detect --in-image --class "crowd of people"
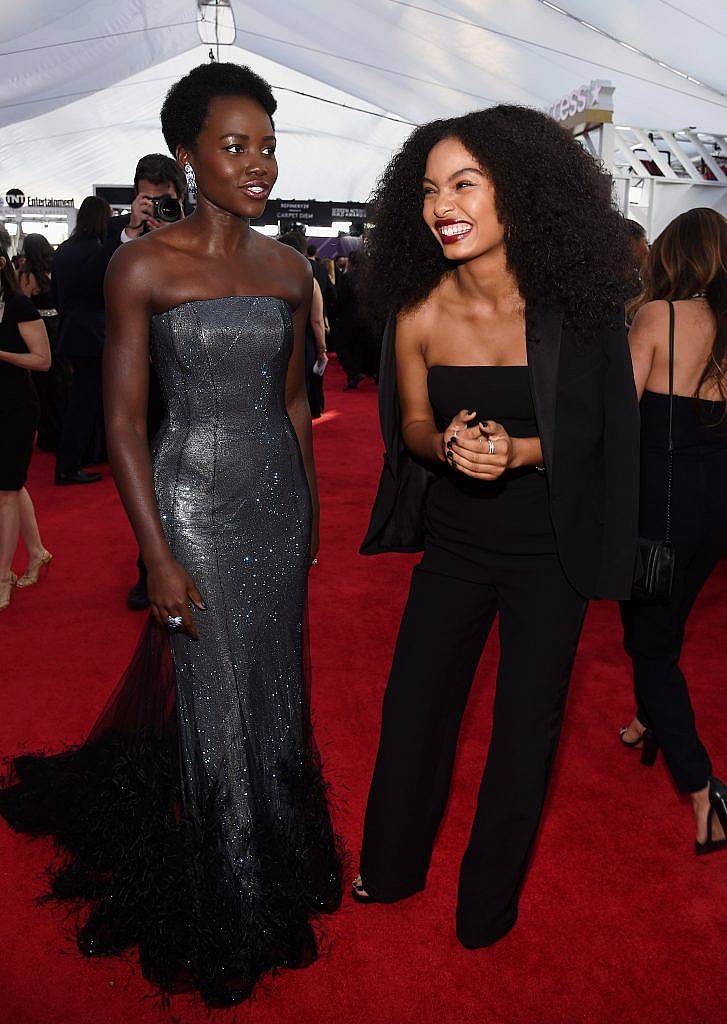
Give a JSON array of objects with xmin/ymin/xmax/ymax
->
[{"xmin": 0, "ymin": 58, "xmax": 724, "ymax": 1009}]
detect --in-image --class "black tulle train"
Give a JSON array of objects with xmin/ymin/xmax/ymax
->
[{"xmin": 0, "ymin": 621, "xmax": 344, "ymax": 1007}]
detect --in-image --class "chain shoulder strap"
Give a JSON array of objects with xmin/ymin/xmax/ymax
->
[{"xmin": 665, "ymin": 301, "xmax": 675, "ymax": 544}]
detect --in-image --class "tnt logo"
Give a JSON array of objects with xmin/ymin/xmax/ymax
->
[{"xmin": 5, "ymin": 188, "xmax": 25, "ymax": 209}]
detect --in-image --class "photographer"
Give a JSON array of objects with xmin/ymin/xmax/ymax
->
[
  {"xmin": 112, "ymin": 155, "xmax": 187, "ymax": 610},
  {"xmin": 110, "ymin": 153, "xmax": 187, "ymax": 244}
]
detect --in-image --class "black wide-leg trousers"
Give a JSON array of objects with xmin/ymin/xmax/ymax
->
[
  {"xmin": 360, "ymin": 553, "xmax": 586, "ymax": 948},
  {"xmin": 621, "ymin": 541, "xmax": 719, "ymax": 794}
]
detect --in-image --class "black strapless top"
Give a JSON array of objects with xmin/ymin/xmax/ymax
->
[{"xmin": 424, "ymin": 366, "xmax": 555, "ymax": 567}]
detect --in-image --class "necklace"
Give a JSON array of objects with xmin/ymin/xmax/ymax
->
[{"xmin": 690, "ymin": 290, "xmax": 708, "ymax": 299}]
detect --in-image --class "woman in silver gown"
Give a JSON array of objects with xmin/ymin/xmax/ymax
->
[{"xmin": 0, "ymin": 63, "xmax": 342, "ymax": 1006}]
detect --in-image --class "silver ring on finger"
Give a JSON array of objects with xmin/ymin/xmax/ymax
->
[
  {"xmin": 167, "ymin": 614, "xmax": 184, "ymax": 630},
  {"xmin": 487, "ymin": 437, "xmax": 496, "ymax": 456}
]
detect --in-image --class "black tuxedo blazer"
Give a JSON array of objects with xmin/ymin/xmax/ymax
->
[
  {"xmin": 52, "ymin": 232, "xmax": 122, "ymax": 359},
  {"xmin": 107, "ymin": 212, "xmax": 131, "ymax": 244},
  {"xmin": 360, "ymin": 302, "xmax": 640, "ymax": 600}
]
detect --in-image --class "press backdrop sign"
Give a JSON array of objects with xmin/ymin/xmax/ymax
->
[
  {"xmin": 2, "ymin": 188, "xmax": 75, "ymax": 209},
  {"xmin": 546, "ymin": 80, "xmax": 614, "ymax": 133},
  {"xmin": 254, "ymin": 199, "xmax": 369, "ymax": 227}
]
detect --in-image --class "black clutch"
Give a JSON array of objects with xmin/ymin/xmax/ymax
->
[
  {"xmin": 632, "ymin": 301, "xmax": 675, "ymax": 603},
  {"xmin": 633, "ymin": 537, "xmax": 675, "ymax": 601}
]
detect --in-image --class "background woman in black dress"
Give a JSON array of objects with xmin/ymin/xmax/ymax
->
[
  {"xmin": 19, "ymin": 233, "xmax": 68, "ymax": 456},
  {"xmin": 620, "ymin": 208, "xmax": 727, "ymax": 854},
  {"xmin": 0, "ymin": 249, "xmax": 51, "ymax": 609},
  {"xmin": 355, "ymin": 106, "xmax": 639, "ymax": 948}
]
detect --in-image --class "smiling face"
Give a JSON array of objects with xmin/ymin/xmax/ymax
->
[
  {"xmin": 180, "ymin": 94, "xmax": 278, "ymax": 219},
  {"xmin": 422, "ymin": 137, "xmax": 504, "ymax": 262}
]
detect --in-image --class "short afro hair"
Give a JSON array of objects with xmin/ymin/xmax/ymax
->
[{"xmin": 161, "ymin": 62, "xmax": 277, "ymax": 155}]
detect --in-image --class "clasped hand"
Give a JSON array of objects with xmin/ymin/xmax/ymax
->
[{"xmin": 443, "ymin": 410, "xmax": 512, "ymax": 480}]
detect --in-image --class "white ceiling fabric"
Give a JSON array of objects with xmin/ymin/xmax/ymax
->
[{"xmin": 2, "ymin": 0, "xmax": 726, "ymax": 204}]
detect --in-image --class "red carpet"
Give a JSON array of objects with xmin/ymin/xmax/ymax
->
[{"xmin": 1, "ymin": 357, "xmax": 725, "ymax": 1024}]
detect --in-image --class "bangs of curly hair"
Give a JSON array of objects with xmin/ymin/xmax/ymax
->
[
  {"xmin": 361, "ymin": 105, "xmax": 633, "ymax": 334},
  {"xmin": 161, "ymin": 62, "xmax": 277, "ymax": 156}
]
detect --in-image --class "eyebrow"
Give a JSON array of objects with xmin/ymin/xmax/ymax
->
[
  {"xmin": 422, "ymin": 166, "xmax": 484, "ymax": 184},
  {"xmin": 218, "ymin": 133, "xmax": 276, "ymax": 141}
]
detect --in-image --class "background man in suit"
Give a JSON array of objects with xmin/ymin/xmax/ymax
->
[{"xmin": 53, "ymin": 196, "xmax": 116, "ymax": 486}]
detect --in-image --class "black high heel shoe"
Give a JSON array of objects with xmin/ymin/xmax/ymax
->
[
  {"xmin": 695, "ymin": 776, "xmax": 727, "ymax": 857},
  {"xmin": 619, "ymin": 726, "xmax": 659, "ymax": 766}
]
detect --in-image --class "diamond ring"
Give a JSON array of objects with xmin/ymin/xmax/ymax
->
[{"xmin": 167, "ymin": 614, "xmax": 184, "ymax": 629}]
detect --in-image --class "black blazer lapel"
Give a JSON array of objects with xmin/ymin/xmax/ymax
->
[
  {"xmin": 526, "ymin": 302, "xmax": 563, "ymax": 477},
  {"xmin": 377, "ymin": 315, "xmax": 400, "ymax": 470}
]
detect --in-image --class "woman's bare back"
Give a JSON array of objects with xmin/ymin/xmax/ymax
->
[
  {"xmin": 630, "ymin": 298, "xmax": 722, "ymax": 400},
  {"xmin": 637, "ymin": 299, "xmax": 721, "ymax": 399}
]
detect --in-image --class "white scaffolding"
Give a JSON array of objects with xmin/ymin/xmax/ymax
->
[{"xmin": 580, "ymin": 123, "xmax": 727, "ymax": 239}]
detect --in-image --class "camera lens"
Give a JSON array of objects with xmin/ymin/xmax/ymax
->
[{"xmin": 153, "ymin": 195, "xmax": 181, "ymax": 222}]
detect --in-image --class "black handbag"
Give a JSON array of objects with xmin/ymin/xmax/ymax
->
[{"xmin": 632, "ymin": 301, "xmax": 676, "ymax": 601}]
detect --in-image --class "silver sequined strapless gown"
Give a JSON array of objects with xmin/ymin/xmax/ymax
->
[
  {"xmin": 0, "ymin": 295, "xmax": 342, "ymax": 1008},
  {"xmin": 151, "ymin": 296, "xmax": 315, "ymax": 843}
]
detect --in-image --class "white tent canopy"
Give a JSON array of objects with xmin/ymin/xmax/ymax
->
[{"xmin": 2, "ymin": 0, "xmax": 727, "ymax": 208}]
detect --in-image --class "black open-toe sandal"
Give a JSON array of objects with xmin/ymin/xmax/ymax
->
[
  {"xmin": 619, "ymin": 726, "xmax": 659, "ymax": 766},
  {"xmin": 695, "ymin": 776, "xmax": 727, "ymax": 857},
  {"xmin": 351, "ymin": 875, "xmax": 377, "ymax": 904},
  {"xmin": 619, "ymin": 725, "xmax": 644, "ymax": 749}
]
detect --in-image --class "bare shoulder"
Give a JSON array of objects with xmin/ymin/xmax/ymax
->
[
  {"xmin": 630, "ymin": 299, "xmax": 670, "ymax": 335},
  {"xmin": 269, "ymin": 235, "xmax": 312, "ymax": 279},
  {"xmin": 241, "ymin": 233, "xmax": 310, "ymax": 309},
  {"xmin": 397, "ymin": 293, "xmax": 439, "ymax": 352},
  {"xmin": 105, "ymin": 234, "xmax": 159, "ymax": 300}
]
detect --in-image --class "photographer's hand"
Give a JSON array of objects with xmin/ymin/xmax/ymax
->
[{"xmin": 125, "ymin": 194, "xmax": 154, "ymax": 238}]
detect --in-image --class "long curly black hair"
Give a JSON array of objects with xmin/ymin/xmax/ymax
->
[{"xmin": 360, "ymin": 105, "xmax": 633, "ymax": 334}]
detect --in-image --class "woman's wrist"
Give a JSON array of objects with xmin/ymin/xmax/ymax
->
[
  {"xmin": 508, "ymin": 436, "xmax": 543, "ymax": 470},
  {"xmin": 508, "ymin": 437, "xmax": 523, "ymax": 470},
  {"xmin": 142, "ymin": 548, "xmax": 175, "ymax": 571}
]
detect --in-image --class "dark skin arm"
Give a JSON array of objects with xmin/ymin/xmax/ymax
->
[
  {"xmin": 286, "ymin": 263, "xmax": 320, "ymax": 560},
  {"xmin": 103, "ymin": 243, "xmax": 204, "ymax": 637}
]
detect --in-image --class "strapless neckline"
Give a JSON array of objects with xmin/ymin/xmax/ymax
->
[
  {"xmin": 428, "ymin": 364, "xmax": 529, "ymax": 372},
  {"xmin": 152, "ymin": 294, "xmax": 293, "ymax": 320}
]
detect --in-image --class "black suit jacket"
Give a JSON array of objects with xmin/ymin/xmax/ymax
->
[
  {"xmin": 107, "ymin": 212, "xmax": 131, "ymax": 245},
  {"xmin": 360, "ymin": 302, "xmax": 640, "ymax": 600},
  {"xmin": 309, "ymin": 259, "xmax": 337, "ymax": 317},
  {"xmin": 52, "ymin": 232, "xmax": 122, "ymax": 359}
]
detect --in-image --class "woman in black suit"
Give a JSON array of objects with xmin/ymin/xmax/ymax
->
[
  {"xmin": 53, "ymin": 196, "xmax": 118, "ymax": 484},
  {"xmin": 354, "ymin": 106, "xmax": 639, "ymax": 948}
]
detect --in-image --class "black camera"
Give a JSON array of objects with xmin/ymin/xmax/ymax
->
[{"xmin": 151, "ymin": 195, "xmax": 182, "ymax": 223}]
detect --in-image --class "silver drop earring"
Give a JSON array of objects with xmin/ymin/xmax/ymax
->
[{"xmin": 184, "ymin": 161, "xmax": 197, "ymax": 194}]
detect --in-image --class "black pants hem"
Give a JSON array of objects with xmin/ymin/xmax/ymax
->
[{"xmin": 456, "ymin": 911, "xmax": 518, "ymax": 949}]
